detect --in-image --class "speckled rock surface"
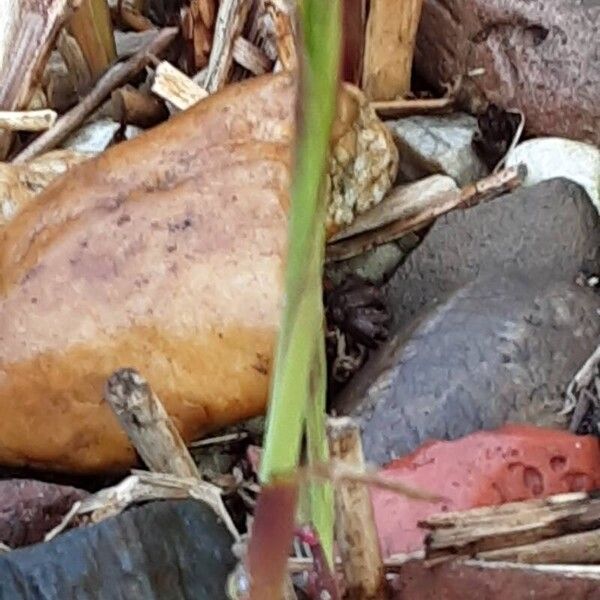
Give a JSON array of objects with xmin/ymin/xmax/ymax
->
[
  {"xmin": 0, "ymin": 500, "xmax": 235, "ymax": 599},
  {"xmin": 414, "ymin": 0, "xmax": 600, "ymax": 145},
  {"xmin": 335, "ymin": 179, "xmax": 600, "ymax": 465}
]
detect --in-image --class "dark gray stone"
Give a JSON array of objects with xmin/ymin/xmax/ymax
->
[
  {"xmin": 387, "ymin": 178, "xmax": 600, "ymax": 327},
  {"xmin": 337, "ymin": 275, "xmax": 600, "ymax": 465},
  {"xmin": 335, "ymin": 179, "xmax": 600, "ymax": 465},
  {"xmin": 0, "ymin": 500, "xmax": 235, "ymax": 599}
]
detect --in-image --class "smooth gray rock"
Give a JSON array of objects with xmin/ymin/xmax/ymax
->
[
  {"xmin": 387, "ymin": 114, "xmax": 488, "ymax": 186},
  {"xmin": 0, "ymin": 500, "xmax": 235, "ymax": 599},
  {"xmin": 335, "ymin": 178, "xmax": 600, "ymax": 464},
  {"xmin": 337, "ymin": 275, "xmax": 600, "ymax": 465},
  {"xmin": 387, "ymin": 178, "xmax": 600, "ymax": 327}
]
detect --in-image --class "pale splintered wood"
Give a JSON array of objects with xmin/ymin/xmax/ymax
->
[
  {"xmin": 0, "ymin": 109, "xmax": 57, "ymax": 132},
  {"xmin": 151, "ymin": 60, "xmax": 208, "ymax": 111},
  {"xmin": 328, "ymin": 417, "xmax": 386, "ymax": 599},
  {"xmin": 422, "ymin": 491, "xmax": 600, "ymax": 562},
  {"xmin": 204, "ymin": 0, "xmax": 251, "ymax": 93}
]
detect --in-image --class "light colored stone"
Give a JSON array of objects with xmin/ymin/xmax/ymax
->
[
  {"xmin": 62, "ymin": 119, "xmax": 141, "ymax": 154},
  {"xmin": 505, "ymin": 137, "xmax": 600, "ymax": 213},
  {"xmin": 386, "ymin": 113, "xmax": 487, "ymax": 186}
]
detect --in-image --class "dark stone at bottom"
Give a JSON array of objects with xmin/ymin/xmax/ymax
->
[
  {"xmin": 0, "ymin": 500, "xmax": 235, "ymax": 600},
  {"xmin": 0, "ymin": 479, "xmax": 88, "ymax": 548}
]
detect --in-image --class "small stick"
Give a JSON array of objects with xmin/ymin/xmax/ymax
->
[
  {"xmin": 326, "ymin": 165, "xmax": 526, "ymax": 262},
  {"xmin": 204, "ymin": 0, "xmax": 251, "ymax": 93},
  {"xmin": 13, "ymin": 27, "xmax": 178, "ymax": 163},
  {"xmin": 151, "ymin": 60, "xmax": 208, "ymax": 111},
  {"xmin": 111, "ymin": 84, "xmax": 169, "ymax": 127},
  {"xmin": 328, "ymin": 417, "xmax": 387, "ymax": 599},
  {"xmin": 0, "ymin": 110, "xmax": 57, "ymax": 132},
  {"xmin": 104, "ymin": 368, "xmax": 200, "ymax": 478},
  {"xmin": 370, "ymin": 97, "xmax": 454, "ymax": 119}
]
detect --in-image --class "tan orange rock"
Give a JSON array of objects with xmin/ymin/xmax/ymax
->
[{"xmin": 0, "ymin": 72, "xmax": 396, "ymax": 473}]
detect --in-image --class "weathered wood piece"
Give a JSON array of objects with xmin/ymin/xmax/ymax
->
[
  {"xmin": 104, "ymin": 368, "xmax": 200, "ymax": 478},
  {"xmin": 422, "ymin": 491, "xmax": 600, "ymax": 561},
  {"xmin": 68, "ymin": 0, "xmax": 117, "ymax": 80},
  {"xmin": 362, "ymin": 0, "xmax": 424, "ymax": 100},
  {"xmin": 151, "ymin": 60, "xmax": 209, "ymax": 110},
  {"xmin": 328, "ymin": 417, "xmax": 386, "ymax": 599},
  {"xmin": 204, "ymin": 0, "xmax": 251, "ymax": 93}
]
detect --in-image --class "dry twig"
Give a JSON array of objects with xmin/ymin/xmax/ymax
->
[
  {"xmin": 370, "ymin": 97, "xmax": 454, "ymax": 118},
  {"xmin": 14, "ymin": 26, "xmax": 178, "ymax": 163},
  {"xmin": 326, "ymin": 165, "xmax": 526, "ymax": 262},
  {"xmin": 77, "ymin": 470, "xmax": 239, "ymax": 538}
]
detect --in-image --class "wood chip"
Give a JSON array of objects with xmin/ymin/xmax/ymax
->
[
  {"xmin": 68, "ymin": 0, "xmax": 117, "ymax": 80},
  {"xmin": 266, "ymin": 0, "xmax": 297, "ymax": 71},
  {"xmin": 232, "ymin": 36, "xmax": 273, "ymax": 75},
  {"xmin": 204, "ymin": 0, "xmax": 251, "ymax": 93},
  {"xmin": 421, "ymin": 491, "xmax": 600, "ymax": 561},
  {"xmin": 151, "ymin": 60, "xmax": 208, "ymax": 110},
  {"xmin": 111, "ymin": 84, "xmax": 168, "ymax": 127},
  {"xmin": 0, "ymin": 109, "xmax": 57, "ymax": 132}
]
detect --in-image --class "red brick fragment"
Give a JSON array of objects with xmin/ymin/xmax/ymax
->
[{"xmin": 371, "ymin": 425, "xmax": 600, "ymax": 556}]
